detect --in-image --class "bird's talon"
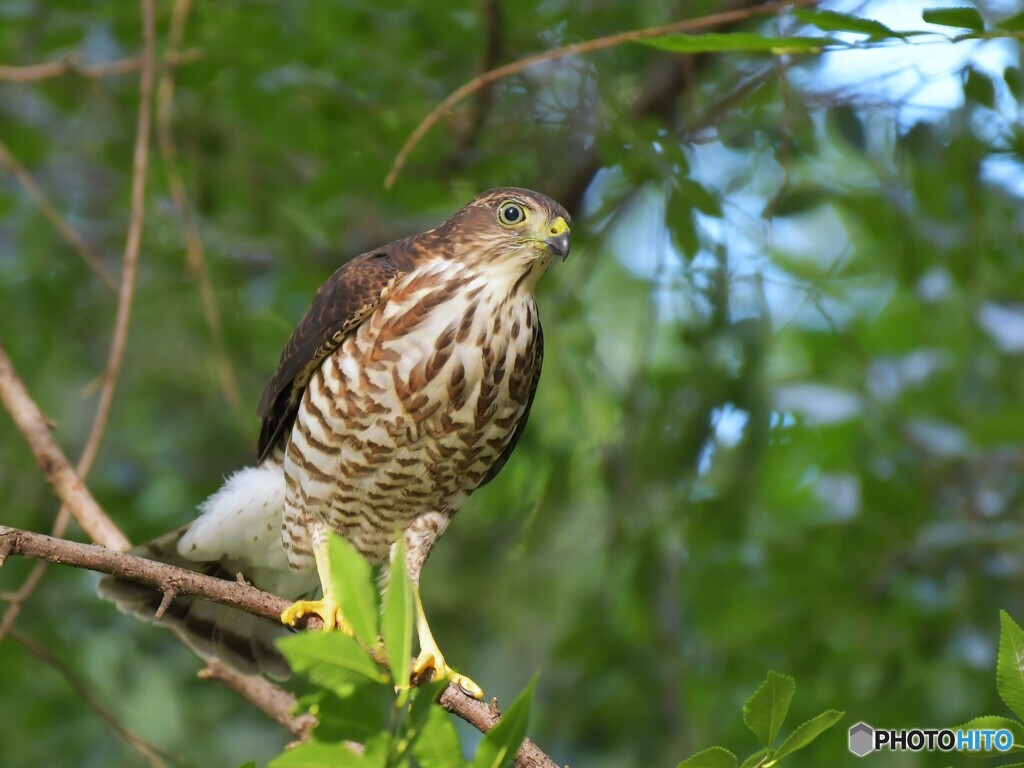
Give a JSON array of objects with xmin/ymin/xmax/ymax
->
[
  {"xmin": 279, "ymin": 597, "xmax": 352, "ymax": 634},
  {"xmin": 412, "ymin": 650, "xmax": 483, "ymax": 699}
]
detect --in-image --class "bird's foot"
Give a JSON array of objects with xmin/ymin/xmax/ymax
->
[
  {"xmin": 280, "ymin": 596, "xmax": 352, "ymax": 634},
  {"xmin": 412, "ymin": 646, "xmax": 483, "ymax": 699}
]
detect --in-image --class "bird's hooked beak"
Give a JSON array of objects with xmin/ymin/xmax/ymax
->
[{"xmin": 544, "ymin": 216, "xmax": 571, "ymax": 261}]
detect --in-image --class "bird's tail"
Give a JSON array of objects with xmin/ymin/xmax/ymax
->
[{"xmin": 97, "ymin": 462, "xmax": 313, "ymax": 680}]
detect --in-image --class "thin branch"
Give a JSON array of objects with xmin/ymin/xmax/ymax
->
[
  {"xmin": 0, "ymin": 138, "xmax": 117, "ymax": 290},
  {"xmin": 200, "ymin": 661, "xmax": 318, "ymax": 740},
  {"xmin": 384, "ymin": 0, "xmax": 818, "ymax": 188},
  {"xmin": 449, "ymin": 0, "xmax": 505, "ymax": 168},
  {"xmin": 0, "ymin": 48, "xmax": 201, "ymax": 83},
  {"xmin": 0, "ymin": 0, "xmax": 158, "ymax": 639},
  {"xmin": 9, "ymin": 627, "xmax": 174, "ymax": 768},
  {"xmin": 0, "ymin": 343, "xmax": 130, "ymax": 550},
  {"xmin": 0, "ymin": 525, "xmax": 305, "ymax": 623},
  {"xmin": 156, "ymin": 0, "xmax": 242, "ymax": 410},
  {"xmin": 439, "ymin": 686, "xmax": 559, "ymax": 768},
  {"xmin": 0, "ymin": 523, "xmax": 559, "ymax": 766}
]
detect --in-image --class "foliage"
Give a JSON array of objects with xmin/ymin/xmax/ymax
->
[
  {"xmin": 271, "ymin": 536, "xmax": 533, "ymax": 768},
  {"xmin": 0, "ymin": 0, "xmax": 1023, "ymax": 766},
  {"xmin": 676, "ymin": 671, "xmax": 842, "ymax": 767}
]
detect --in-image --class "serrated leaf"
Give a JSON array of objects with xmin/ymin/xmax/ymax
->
[
  {"xmin": 996, "ymin": 11, "xmax": 1024, "ymax": 31},
  {"xmin": 743, "ymin": 671, "xmax": 796, "ymax": 747},
  {"xmin": 792, "ymin": 9, "xmax": 901, "ymax": 39},
  {"xmin": 412, "ymin": 704, "xmax": 466, "ymax": 768},
  {"xmin": 641, "ymin": 33, "xmax": 832, "ymax": 54},
  {"xmin": 772, "ymin": 710, "xmax": 844, "ymax": 761},
  {"xmin": 676, "ymin": 745, "xmax": 737, "ymax": 768},
  {"xmin": 737, "ymin": 748, "xmax": 771, "ymax": 768},
  {"xmin": 956, "ymin": 716, "xmax": 1024, "ymax": 753},
  {"xmin": 923, "ymin": 7, "xmax": 985, "ymax": 31},
  {"xmin": 998, "ymin": 612, "xmax": 1024, "ymax": 721},
  {"xmin": 472, "ymin": 675, "xmax": 537, "ymax": 768},
  {"xmin": 383, "ymin": 536, "xmax": 414, "ymax": 693},
  {"xmin": 269, "ymin": 740, "xmax": 367, "ymax": 768},
  {"xmin": 279, "ymin": 631, "xmax": 388, "ymax": 690},
  {"xmin": 329, "ymin": 534, "xmax": 380, "ymax": 647}
]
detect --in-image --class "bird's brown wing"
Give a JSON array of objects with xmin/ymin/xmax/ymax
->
[
  {"xmin": 477, "ymin": 325, "xmax": 544, "ymax": 489},
  {"xmin": 256, "ymin": 245, "xmax": 415, "ymax": 462}
]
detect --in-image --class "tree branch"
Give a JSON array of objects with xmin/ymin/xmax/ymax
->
[
  {"xmin": 0, "ymin": 343, "xmax": 130, "ymax": 550},
  {"xmin": 0, "ymin": 48, "xmax": 201, "ymax": 83},
  {"xmin": 0, "ymin": 523, "xmax": 560, "ymax": 766},
  {"xmin": 0, "ymin": 137, "xmax": 117, "ymax": 291},
  {"xmin": 9, "ymin": 627, "xmax": 173, "ymax": 768},
  {"xmin": 385, "ymin": 0, "xmax": 817, "ymax": 188}
]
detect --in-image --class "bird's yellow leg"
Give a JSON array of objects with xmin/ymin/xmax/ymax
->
[
  {"xmin": 280, "ymin": 535, "xmax": 351, "ymax": 634},
  {"xmin": 410, "ymin": 581, "xmax": 483, "ymax": 698}
]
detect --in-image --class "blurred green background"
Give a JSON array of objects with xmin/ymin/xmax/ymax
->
[{"xmin": 2, "ymin": 0, "xmax": 1023, "ymax": 766}]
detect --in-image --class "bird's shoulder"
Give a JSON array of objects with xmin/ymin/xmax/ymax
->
[{"xmin": 256, "ymin": 239, "xmax": 422, "ymax": 461}]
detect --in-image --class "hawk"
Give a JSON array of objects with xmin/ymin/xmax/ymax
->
[{"xmin": 99, "ymin": 187, "xmax": 571, "ymax": 697}]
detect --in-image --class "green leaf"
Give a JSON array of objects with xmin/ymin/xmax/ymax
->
[
  {"xmin": 956, "ymin": 716, "xmax": 1024, "ymax": 753},
  {"xmin": 472, "ymin": 675, "xmax": 537, "ymax": 768},
  {"xmin": 407, "ymin": 680, "xmax": 451, "ymax": 741},
  {"xmin": 641, "ymin": 33, "xmax": 832, "ymax": 54},
  {"xmin": 676, "ymin": 745, "xmax": 738, "ymax": 768},
  {"xmin": 676, "ymin": 179, "xmax": 722, "ymax": 218},
  {"xmin": 329, "ymin": 533, "xmax": 380, "ymax": 647},
  {"xmin": 737, "ymin": 749, "xmax": 771, "ymax": 768},
  {"xmin": 1005, "ymin": 66, "xmax": 1023, "ymax": 100},
  {"xmin": 412, "ymin": 704, "xmax": 466, "ymax": 768},
  {"xmin": 235, "ymin": 763, "xmax": 258, "ymax": 768},
  {"xmin": 667, "ymin": 187, "xmax": 699, "ymax": 256},
  {"xmin": 269, "ymin": 740, "xmax": 368, "ymax": 768},
  {"xmin": 792, "ymin": 9, "xmax": 901, "ymax": 39},
  {"xmin": 996, "ymin": 11, "xmax": 1024, "ymax": 31},
  {"xmin": 279, "ymin": 631, "xmax": 388, "ymax": 690},
  {"xmin": 383, "ymin": 536, "xmax": 414, "ymax": 693},
  {"xmin": 742, "ymin": 671, "xmax": 796, "ymax": 747},
  {"xmin": 998, "ymin": 611, "xmax": 1024, "ymax": 721},
  {"xmin": 827, "ymin": 105, "xmax": 866, "ymax": 151},
  {"xmin": 308, "ymin": 687, "xmax": 389, "ymax": 743},
  {"xmin": 922, "ymin": 7, "xmax": 985, "ymax": 31},
  {"xmin": 964, "ymin": 68, "xmax": 996, "ymax": 108},
  {"xmin": 772, "ymin": 710, "xmax": 845, "ymax": 761}
]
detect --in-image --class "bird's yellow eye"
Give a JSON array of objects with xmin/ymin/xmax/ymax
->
[{"xmin": 497, "ymin": 201, "xmax": 527, "ymax": 227}]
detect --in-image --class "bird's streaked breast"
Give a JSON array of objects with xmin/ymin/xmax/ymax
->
[{"xmin": 281, "ymin": 259, "xmax": 542, "ymax": 565}]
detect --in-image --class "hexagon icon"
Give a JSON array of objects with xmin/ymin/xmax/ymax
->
[{"xmin": 849, "ymin": 722, "xmax": 875, "ymax": 757}]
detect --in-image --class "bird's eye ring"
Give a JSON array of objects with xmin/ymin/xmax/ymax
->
[{"xmin": 497, "ymin": 202, "xmax": 526, "ymax": 226}]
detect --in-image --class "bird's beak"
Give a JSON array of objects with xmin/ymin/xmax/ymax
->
[{"xmin": 544, "ymin": 216, "xmax": 571, "ymax": 261}]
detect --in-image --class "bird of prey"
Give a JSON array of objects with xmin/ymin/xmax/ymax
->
[{"xmin": 99, "ymin": 187, "xmax": 571, "ymax": 697}]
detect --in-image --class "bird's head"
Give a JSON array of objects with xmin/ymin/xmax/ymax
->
[{"xmin": 438, "ymin": 187, "xmax": 572, "ymax": 285}]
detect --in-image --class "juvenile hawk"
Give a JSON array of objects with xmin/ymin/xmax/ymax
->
[{"xmin": 99, "ymin": 188, "xmax": 571, "ymax": 697}]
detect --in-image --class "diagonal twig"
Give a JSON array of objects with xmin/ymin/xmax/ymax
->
[
  {"xmin": 9, "ymin": 627, "xmax": 174, "ymax": 768},
  {"xmin": 385, "ymin": 0, "xmax": 818, "ymax": 187},
  {"xmin": 0, "ymin": 48, "xmax": 201, "ymax": 83},
  {"xmin": 0, "ymin": 138, "xmax": 117, "ymax": 291},
  {"xmin": 0, "ymin": 342, "xmax": 130, "ymax": 550},
  {"xmin": 0, "ymin": 0, "xmax": 158, "ymax": 644}
]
